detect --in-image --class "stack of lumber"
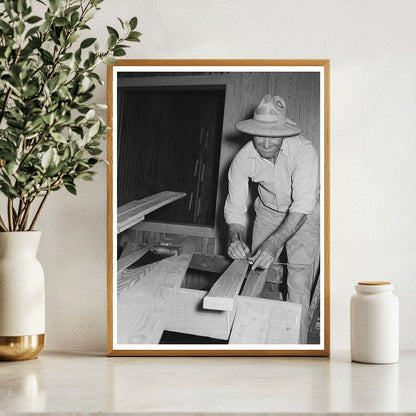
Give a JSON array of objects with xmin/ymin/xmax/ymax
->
[
  {"xmin": 116, "ymin": 191, "xmax": 304, "ymax": 345},
  {"xmin": 117, "ymin": 251, "xmax": 302, "ymax": 345},
  {"xmin": 117, "ymin": 191, "xmax": 186, "ymax": 234}
]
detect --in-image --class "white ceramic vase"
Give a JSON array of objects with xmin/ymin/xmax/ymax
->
[{"xmin": 0, "ymin": 231, "xmax": 45, "ymax": 361}]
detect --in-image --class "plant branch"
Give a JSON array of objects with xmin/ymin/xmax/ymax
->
[
  {"xmin": 18, "ymin": 120, "xmax": 59, "ymax": 169},
  {"xmin": 0, "ymin": 213, "xmax": 8, "ymax": 232},
  {"xmin": 28, "ymin": 189, "xmax": 50, "ymax": 231},
  {"xmin": 7, "ymin": 199, "xmax": 14, "ymax": 231},
  {"xmin": 21, "ymin": 200, "xmax": 33, "ymax": 231}
]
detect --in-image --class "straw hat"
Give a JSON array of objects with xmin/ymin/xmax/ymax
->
[{"xmin": 236, "ymin": 94, "xmax": 301, "ymax": 137}]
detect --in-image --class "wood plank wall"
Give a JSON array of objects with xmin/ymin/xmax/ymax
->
[{"xmin": 117, "ymin": 72, "xmax": 320, "ymax": 256}]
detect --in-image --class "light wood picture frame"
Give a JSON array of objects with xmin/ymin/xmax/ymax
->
[{"xmin": 107, "ymin": 60, "xmax": 330, "ymax": 356}]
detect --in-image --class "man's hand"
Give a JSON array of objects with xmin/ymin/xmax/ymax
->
[
  {"xmin": 250, "ymin": 239, "xmax": 279, "ymax": 270},
  {"xmin": 228, "ymin": 239, "xmax": 251, "ymax": 260},
  {"xmin": 227, "ymin": 224, "xmax": 251, "ymax": 260}
]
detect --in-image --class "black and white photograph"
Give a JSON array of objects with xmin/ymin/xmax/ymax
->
[{"xmin": 108, "ymin": 61, "xmax": 329, "ymax": 356}]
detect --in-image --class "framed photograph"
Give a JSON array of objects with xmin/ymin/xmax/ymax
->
[{"xmin": 107, "ymin": 60, "xmax": 330, "ymax": 356}]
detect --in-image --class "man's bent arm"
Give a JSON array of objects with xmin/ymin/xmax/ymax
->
[
  {"xmin": 267, "ymin": 212, "xmax": 307, "ymax": 249},
  {"xmin": 250, "ymin": 212, "xmax": 307, "ymax": 269}
]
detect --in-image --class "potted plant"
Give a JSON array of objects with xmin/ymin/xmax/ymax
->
[{"xmin": 0, "ymin": 0, "xmax": 140, "ymax": 360}]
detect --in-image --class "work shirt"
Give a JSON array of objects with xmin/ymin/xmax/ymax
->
[{"xmin": 224, "ymin": 135, "xmax": 319, "ymax": 227}]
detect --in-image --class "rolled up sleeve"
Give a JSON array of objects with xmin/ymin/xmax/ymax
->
[
  {"xmin": 224, "ymin": 154, "xmax": 250, "ymax": 227},
  {"xmin": 289, "ymin": 143, "xmax": 319, "ymax": 215}
]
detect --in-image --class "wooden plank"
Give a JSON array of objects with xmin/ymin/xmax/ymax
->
[
  {"xmin": 117, "ymin": 262, "xmax": 159, "ymax": 295},
  {"xmin": 117, "ymin": 246, "xmax": 149, "ymax": 274},
  {"xmin": 202, "ymin": 260, "xmax": 249, "ymax": 311},
  {"xmin": 240, "ymin": 269, "xmax": 268, "ymax": 297},
  {"xmin": 117, "ymin": 253, "xmax": 192, "ymax": 344},
  {"xmin": 165, "ymin": 288, "xmax": 236, "ymax": 340},
  {"xmin": 229, "ymin": 296, "xmax": 302, "ymax": 345},
  {"xmin": 189, "ymin": 252, "xmax": 231, "ymax": 274},
  {"xmin": 132, "ymin": 221, "xmax": 219, "ymax": 238},
  {"xmin": 117, "ymin": 191, "xmax": 186, "ymax": 234}
]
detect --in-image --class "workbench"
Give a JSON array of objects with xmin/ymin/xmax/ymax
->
[{"xmin": 0, "ymin": 350, "xmax": 415, "ymax": 414}]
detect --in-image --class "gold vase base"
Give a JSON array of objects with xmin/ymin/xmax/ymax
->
[{"xmin": 0, "ymin": 334, "xmax": 45, "ymax": 361}]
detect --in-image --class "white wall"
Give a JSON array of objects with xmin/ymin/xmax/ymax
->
[{"xmin": 38, "ymin": 0, "xmax": 416, "ymax": 351}]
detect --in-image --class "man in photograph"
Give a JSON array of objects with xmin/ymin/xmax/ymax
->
[{"xmin": 224, "ymin": 94, "xmax": 320, "ymax": 343}]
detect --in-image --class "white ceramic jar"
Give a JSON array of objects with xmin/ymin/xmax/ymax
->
[{"xmin": 350, "ymin": 281, "xmax": 399, "ymax": 364}]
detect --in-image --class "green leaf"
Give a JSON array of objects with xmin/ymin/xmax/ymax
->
[
  {"xmin": 5, "ymin": 162, "xmax": 18, "ymax": 176},
  {"xmin": 113, "ymin": 47, "xmax": 126, "ymax": 57},
  {"xmin": 17, "ymin": 0, "xmax": 26, "ymax": 14},
  {"xmin": 24, "ymin": 25, "xmax": 40, "ymax": 39},
  {"xmin": 88, "ymin": 120, "xmax": 100, "ymax": 138},
  {"xmin": 80, "ymin": 37, "xmax": 96, "ymax": 49},
  {"xmin": 40, "ymin": 49, "xmax": 53, "ymax": 64},
  {"xmin": 107, "ymin": 33, "xmax": 117, "ymax": 49},
  {"xmin": 54, "ymin": 17, "xmax": 70, "ymax": 27},
  {"xmin": 0, "ymin": 20, "xmax": 13, "ymax": 35},
  {"xmin": 26, "ymin": 15, "xmax": 42, "ymax": 24},
  {"xmin": 87, "ymin": 147, "xmax": 102, "ymax": 156},
  {"xmin": 64, "ymin": 183, "xmax": 77, "ymax": 195},
  {"xmin": 63, "ymin": 146, "xmax": 71, "ymax": 159},
  {"xmin": 50, "ymin": 131, "xmax": 67, "ymax": 143},
  {"xmin": 103, "ymin": 56, "xmax": 117, "ymax": 65},
  {"xmin": 4, "ymin": 0, "xmax": 16, "ymax": 19},
  {"xmin": 106, "ymin": 26, "xmax": 119, "ymax": 38},
  {"xmin": 41, "ymin": 148, "xmax": 54, "ymax": 169},
  {"xmin": 16, "ymin": 21, "xmax": 25, "ymax": 35},
  {"xmin": 49, "ymin": 0, "xmax": 60, "ymax": 13},
  {"xmin": 42, "ymin": 112, "xmax": 55, "ymax": 125},
  {"xmin": 129, "ymin": 17, "xmax": 138, "ymax": 30},
  {"xmin": 0, "ymin": 184, "xmax": 18, "ymax": 198},
  {"xmin": 45, "ymin": 164, "xmax": 62, "ymax": 177},
  {"xmin": 67, "ymin": 34, "xmax": 80, "ymax": 44},
  {"xmin": 14, "ymin": 171, "xmax": 28, "ymax": 183},
  {"xmin": 83, "ymin": 8, "xmax": 95, "ymax": 23},
  {"xmin": 25, "ymin": 117, "xmax": 44, "ymax": 133},
  {"xmin": 85, "ymin": 109, "xmax": 95, "ymax": 120},
  {"xmin": 70, "ymin": 11, "xmax": 80, "ymax": 26},
  {"xmin": 126, "ymin": 32, "xmax": 141, "ymax": 42},
  {"xmin": 78, "ymin": 173, "xmax": 94, "ymax": 181},
  {"xmin": 116, "ymin": 17, "xmax": 125, "ymax": 29}
]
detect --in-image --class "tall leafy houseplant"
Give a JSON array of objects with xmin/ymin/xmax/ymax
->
[{"xmin": 0, "ymin": 0, "xmax": 140, "ymax": 231}]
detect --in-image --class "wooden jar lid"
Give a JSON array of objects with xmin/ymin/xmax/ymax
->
[{"xmin": 358, "ymin": 281, "xmax": 391, "ymax": 285}]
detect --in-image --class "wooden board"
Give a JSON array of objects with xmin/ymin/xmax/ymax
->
[
  {"xmin": 117, "ymin": 262, "xmax": 158, "ymax": 295},
  {"xmin": 133, "ymin": 221, "xmax": 218, "ymax": 238},
  {"xmin": 240, "ymin": 269, "xmax": 268, "ymax": 297},
  {"xmin": 202, "ymin": 260, "xmax": 249, "ymax": 311},
  {"xmin": 117, "ymin": 245, "xmax": 150, "ymax": 274},
  {"xmin": 229, "ymin": 296, "xmax": 302, "ymax": 344},
  {"xmin": 117, "ymin": 191, "xmax": 186, "ymax": 234},
  {"xmin": 117, "ymin": 253, "xmax": 192, "ymax": 344},
  {"xmin": 165, "ymin": 288, "xmax": 236, "ymax": 340}
]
